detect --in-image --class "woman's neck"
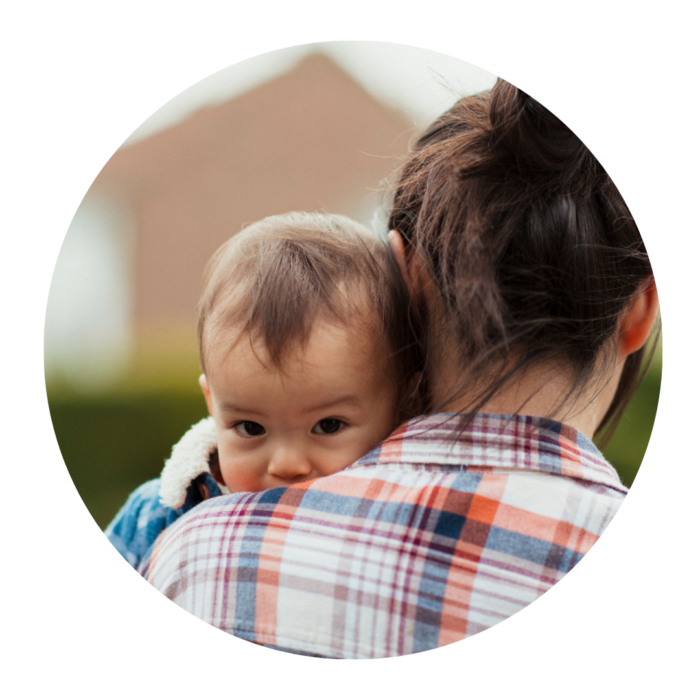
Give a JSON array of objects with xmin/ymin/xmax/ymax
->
[{"xmin": 433, "ymin": 350, "xmax": 624, "ymax": 440}]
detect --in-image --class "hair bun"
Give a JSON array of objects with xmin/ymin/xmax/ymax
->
[{"xmin": 489, "ymin": 77, "xmax": 586, "ymax": 175}]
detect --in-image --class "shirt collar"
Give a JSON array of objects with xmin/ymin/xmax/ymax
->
[{"xmin": 356, "ymin": 413, "xmax": 627, "ymax": 493}]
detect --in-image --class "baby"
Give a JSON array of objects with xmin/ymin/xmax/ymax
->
[{"xmin": 106, "ymin": 212, "xmax": 421, "ymax": 568}]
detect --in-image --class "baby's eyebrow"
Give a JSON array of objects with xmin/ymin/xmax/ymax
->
[
  {"xmin": 219, "ymin": 402, "xmax": 264, "ymax": 416},
  {"xmin": 221, "ymin": 394, "xmax": 362, "ymax": 416},
  {"xmin": 306, "ymin": 395, "xmax": 362, "ymax": 413}
]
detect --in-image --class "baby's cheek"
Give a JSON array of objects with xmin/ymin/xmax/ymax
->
[{"xmin": 220, "ymin": 457, "xmax": 263, "ymax": 493}]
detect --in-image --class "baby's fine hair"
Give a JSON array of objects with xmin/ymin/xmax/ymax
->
[{"xmin": 198, "ymin": 212, "xmax": 420, "ymax": 403}]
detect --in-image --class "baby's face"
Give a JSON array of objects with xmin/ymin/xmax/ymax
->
[{"xmin": 200, "ymin": 320, "xmax": 400, "ymax": 493}]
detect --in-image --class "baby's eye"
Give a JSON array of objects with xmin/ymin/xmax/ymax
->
[
  {"xmin": 311, "ymin": 418, "xmax": 344, "ymax": 435},
  {"xmin": 234, "ymin": 421, "xmax": 266, "ymax": 437}
]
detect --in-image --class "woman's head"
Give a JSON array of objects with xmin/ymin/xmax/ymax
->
[
  {"xmin": 197, "ymin": 214, "xmax": 423, "ymax": 488},
  {"xmin": 388, "ymin": 79, "xmax": 658, "ymax": 440}
]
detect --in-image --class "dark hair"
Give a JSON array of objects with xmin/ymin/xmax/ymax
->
[
  {"xmin": 198, "ymin": 212, "xmax": 421, "ymax": 415},
  {"xmin": 388, "ymin": 79, "xmax": 658, "ymax": 442}
]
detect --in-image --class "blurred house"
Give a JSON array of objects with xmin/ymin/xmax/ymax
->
[
  {"xmin": 98, "ymin": 52, "xmax": 415, "ymax": 335},
  {"xmin": 47, "ymin": 52, "xmax": 416, "ymax": 386}
]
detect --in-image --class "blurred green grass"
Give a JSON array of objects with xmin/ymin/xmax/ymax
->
[
  {"xmin": 601, "ymin": 356, "xmax": 661, "ymax": 486},
  {"xmin": 49, "ymin": 383, "xmax": 207, "ymax": 530}
]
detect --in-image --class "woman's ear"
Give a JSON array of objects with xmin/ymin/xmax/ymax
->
[
  {"xmin": 388, "ymin": 230, "xmax": 427, "ymax": 305},
  {"xmin": 618, "ymin": 277, "xmax": 660, "ymax": 357},
  {"xmin": 199, "ymin": 374, "xmax": 214, "ymax": 417},
  {"xmin": 388, "ymin": 230, "xmax": 410, "ymax": 285}
]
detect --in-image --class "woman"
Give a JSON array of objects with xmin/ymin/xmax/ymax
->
[{"xmin": 141, "ymin": 79, "xmax": 659, "ymax": 658}]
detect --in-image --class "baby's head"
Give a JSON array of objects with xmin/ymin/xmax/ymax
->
[{"xmin": 197, "ymin": 212, "xmax": 420, "ymax": 493}]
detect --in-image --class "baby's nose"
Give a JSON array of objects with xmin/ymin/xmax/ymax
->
[{"xmin": 267, "ymin": 446, "xmax": 313, "ymax": 482}]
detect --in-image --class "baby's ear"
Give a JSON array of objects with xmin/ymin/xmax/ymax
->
[{"xmin": 199, "ymin": 374, "xmax": 214, "ymax": 417}]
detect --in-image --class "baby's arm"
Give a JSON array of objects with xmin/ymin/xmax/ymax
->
[
  {"xmin": 105, "ymin": 479, "xmax": 180, "ymax": 569},
  {"xmin": 105, "ymin": 472, "xmax": 224, "ymax": 569}
]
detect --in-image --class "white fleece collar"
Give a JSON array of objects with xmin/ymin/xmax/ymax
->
[{"xmin": 158, "ymin": 417, "xmax": 230, "ymax": 509}]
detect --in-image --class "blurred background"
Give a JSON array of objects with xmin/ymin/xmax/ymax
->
[
  {"xmin": 0, "ymin": 41, "xmax": 700, "ymax": 660},
  {"xmin": 44, "ymin": 42, "xmax": 661, "ymax": 530}
]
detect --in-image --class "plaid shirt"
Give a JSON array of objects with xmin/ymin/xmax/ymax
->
[{"xmin": 140, "ymin": 413, "xmax": 628, "ymax": 658}]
